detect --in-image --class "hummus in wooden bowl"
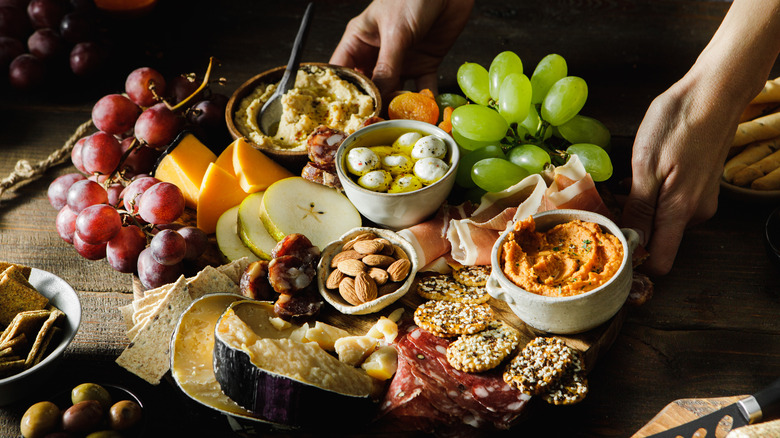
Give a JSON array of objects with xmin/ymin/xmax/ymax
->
[
  {"xmin": 488, "ymin": 209, "xmax": 640, "ymax": 334},
  {"xmin": 226, "ymin": 63, "xmax": 380, "ymax": 170}
]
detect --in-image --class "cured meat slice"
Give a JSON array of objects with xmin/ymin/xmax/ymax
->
[{"xmin": 398, "ymin": 203, "xmax": 474, "ymax": 268}]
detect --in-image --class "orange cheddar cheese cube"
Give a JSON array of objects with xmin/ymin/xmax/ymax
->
[
  {"xmin": 153, "ymin": 132, "xmax": 216, "ymax": 209},
  {"xmin": 231, "ymin": 137, "xmax": 293, "ymax": 193},
  {"xmin": 196, "ymin": 162, "xmax": 248, "ymax": 234},
  {"xmin": 214, "ymin": 142, "xmax": 236, "ymax": 176}
]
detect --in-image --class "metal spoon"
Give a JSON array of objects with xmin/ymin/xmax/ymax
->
[{"xmin": 258, "ymin": 2, "xmax": 314, "ymax": 137}]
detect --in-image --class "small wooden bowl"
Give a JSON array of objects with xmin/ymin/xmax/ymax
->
[{"xmin": 225, "ymin": 63, "xmax": 381, "ymax": 172}]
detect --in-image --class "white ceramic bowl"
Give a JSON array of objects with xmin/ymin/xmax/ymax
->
[
  {"xmin": 487, "ymin": 209, "xmax": 640, "ymax": 334},
  {"xmin": 335, "ymin": 120, "xmax": 459, "ymax": 229},
  {"xmin": 0, "ymin": 268, "xmax": 82, "ymax": 406},
  {"xmin": 317, "ymin": 227, "xmax": 419, "ymax": 315}
]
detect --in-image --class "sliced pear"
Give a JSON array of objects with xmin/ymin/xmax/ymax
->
[
  {"xmin": 215, "ymin": 205, "xmax": 260, "ymax": 263},
  {"xmin": 237, "ymin": 191, "xmax": 276, "ymax": 260},
  {"xmin": 260, "ymin": 177, "xmax": 362, "ymax": 250}
]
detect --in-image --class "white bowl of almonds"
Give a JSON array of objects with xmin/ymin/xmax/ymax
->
[{"xmin": 317, "ymin": 227, "xmax": 419, "ymax": 315}]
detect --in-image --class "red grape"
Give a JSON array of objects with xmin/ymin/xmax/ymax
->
[
  {"xmin": 137, "ymin": 246, "xmax": 183, "ymax": 289},
  {"xmin": 119, "ymin": 137, "xmax": 160, "ymax": 177},
  {"xmin": 121, "ymin": 175, "xmax": 159, "ymax": 213},
  {"xmin": 81, "ymin": 131, "xmax": 122, "ymax": 175},
  {"xmin": 70, "ymin": 41, "xmax": 104, "ymax": 76},
  {"xmin": 137, "ymin": 181, "xmax": 184, "ymax": 224},
  {"xmin": 73, "ymin": 231, "xmax": 107, "ymax": 260},
  {"xmin": 48, "ymin": 172, "xmax": 86, "ymax": 209},
  {"xmin": 66, "ymin": 178, "xmax": 107, "ymax": 213},
  {"xmin": 167, "ymin": 74, "xmax": 201, "ymax": 105},
  {"xmin": 27, "ymin": 28, "xmax": 66, "ymax": 61},
  {"xmin": 107, "ymin": 224, "xmax": 146, "ymax": 273},
  {"xmin": 187, "ymin": 95, "xmax": 227, "ymax": 132},
  {"xmin": 55, "ymin": 205, "xmax": 77, "ymax": 243},
  {"xmin": 9, "ymin": 53, "xmax": 45, "ymax": 90},
  {"xmin": 0, "ymin": 36, "xmax": 24, "ymax": 69},
  {"xmin": 150, "ymin": 228, "xmax": 185, "ymax": 265},
  {"xmin": 134, "ymin": 103, "xmax": 183, "ymax": 149},
  {"xmin": 71, "ymin": 136, "xmax": 87, "ymax": 173},
  {"xmin": 91, "ymin": 94, "xmax": 140, "ymax": 135},
  {"xmin": 125, "ymin": 67, "xmax": 165, "ymax": 107},
  {"xmin": 27, "ymin": 0, "xmax": 66, "ymax": 29},
  {"xmin": 0, "ymin": 6, "xmax": 30, "ymax": 39},
  {"xmin": 59, "ymin": 11, "xmax": 90, "ymax": 43},
  {"xmin": 75, "ymin": 203, "xmax": 121, "ymax": 244},
  {"xmin": 178, "ymin": 226, "xmax": 208, "ymax": 260},
  {"xmin": 106, "ymin": 183, "xmax": 123, "ymax": 207}
]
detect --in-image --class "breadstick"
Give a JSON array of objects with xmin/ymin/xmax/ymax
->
[
  {"xmin": 723, "ymin": 137, "xmax": 780, "ymax": 182},
  {"xmin": 749, "ymin": 77, "xmax": 780, "ymax": 105},
  {"xmin": 732, "ymin": 148, "xmax": 780, "ymax": 186},
  {"xmin": 733, "ymin": 111, "xmax": 780, "ymax": 147},
  {"xmin": 739, "ymin": 102, "xmax": 780, "ymax": 123},
  {"xmin": 751, "ymin": 165, "xmax": 780, "ymax": 190}
]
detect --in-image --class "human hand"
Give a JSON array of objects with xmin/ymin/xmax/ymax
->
[{"xmin": 329, "ymin": 0, "xmax": 473, "ymax": 102}]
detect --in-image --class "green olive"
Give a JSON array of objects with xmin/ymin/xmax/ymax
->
[
  {"xmin": 109, "ymin": 400, "xmax": 142, "ymax": 430},
  {"xmin": 71, "ymin": 383, "xmax": 112, "ymax": 411},
  {"xmin": 20, "ymin": 401, "xmax": 60, "ymax": 438},
  {"xmin": 85, "ymin": 431, "xmax": 123, "ymax": 438}
]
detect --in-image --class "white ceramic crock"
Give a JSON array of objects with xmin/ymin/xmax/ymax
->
[{"xmin": 487, "ymin": 209, "xmax": 640, "ymax": 334}]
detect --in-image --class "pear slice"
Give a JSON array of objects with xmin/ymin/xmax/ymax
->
[
  {"xmin": 237, "ymin": 191, "xmax": 276, "ymax": 260},
  {"xmin": 260, "ymin": 177, "xmax": 362, "ymax": 251},
  {"xmin": 215, "ymin": 205, "xmax": 260, "ymax": 263}
]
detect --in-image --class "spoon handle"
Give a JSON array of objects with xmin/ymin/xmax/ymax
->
[{"xmin": 278, "ymin": 2, "xmax": 314, "ymax": 94}]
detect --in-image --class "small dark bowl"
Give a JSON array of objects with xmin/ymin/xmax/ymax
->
[
  {"xmin": 225, "ymin": 63, "xmax": 381, "ymax": 171},
  {"xmin": 765, "ymin": 206, "xmax": 780, "ymax": 267}
]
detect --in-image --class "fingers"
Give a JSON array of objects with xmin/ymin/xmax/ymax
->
[{"xmin": 372, "ymin": 33, "xmax": 407, "ymax": 100}]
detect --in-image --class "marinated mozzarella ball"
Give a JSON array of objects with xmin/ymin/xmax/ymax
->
[
  {"xmin": 413, "ymin": 157, "xmax": 449, "ymax": 185},
  {"xmin": 346, "ymin": 147, "xmax": 380, "ymax": 176},
  {"xmin": 388, "ymin": 174, "xmax": 424, "ymax": 193},
  {"xmin": 382, "ymin": 153, "xmax": 413, "ymax": 176},
  {"xmin": 411, "ymin": 135, "xmax": 447, "ymax": 160},
  {"xmin": 392, "ymin": 132, "xmax": 422, "ymax": 155},
  {"xmin": 368, "ymin": 145, "xmax": 394, "ymax": 159},
  {"xmin": 358, "ymin": 169, "xmax": 393, "ymax": 191}
]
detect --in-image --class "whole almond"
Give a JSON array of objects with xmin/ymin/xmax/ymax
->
[
  {"xmin": 326, "ymin": 269, "xmax": 346, "ymax": 289},
  {"xmin": 368, "ymin": 267, "xmax": 389, "ymax": 285},
  {"xmin": 393, "ymin": 246, "xmax": 409, "ymax": 261},
  {"xmin": 353, "ymin": 239, "xmax": 384, "ymax": 255},
  {"xmin": 354, "ymin": 272, "xmax": 378, "ymax": 302},
  {"xmin": 338, "ymin": 258, "xmax": 366, "ymax": 276},
  {"xmin": 387, "ymin": 258, "xmax": 411, "ymax": 282},
  {"xmin": 362, "ymin": 254, "xmax": 396, "ymax": 268},
  {"xmin": 379, "ymin": 239, "xmax": 395, "ymax": 256},
  {"xmin": 339, "ymin": 277, "xmax": 362, "ymax": 305},
  {"xmin": 330, "ymin": 249, "xmax": 363, "ymax": 268},
  {"xmin": 342, "ymin": 232, "xmax": 376, "ymax": 251}
]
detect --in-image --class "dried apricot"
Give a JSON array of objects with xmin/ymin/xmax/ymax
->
[
  {"xmin": 438, "ymin": 106, "xmax": 454, "ymax": 133},
  {"xmin": 388, "ymin": 91, "xmax": 440, "ymax": 125}
]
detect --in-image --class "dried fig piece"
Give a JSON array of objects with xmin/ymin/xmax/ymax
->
[
  {"xmin": 239, "ymin": 260, "xmax": 276, "ymax": 301},
  {"xmin": 274, "ymin": 287, "xmax": 323, "ymax": 322},
  {"xmin": 272, "ymin": 233, "xmax": 320, "ymax": 266},
  {"xmin": 268, "ymin": 255, "xmax": 316, "ymax": 295}
]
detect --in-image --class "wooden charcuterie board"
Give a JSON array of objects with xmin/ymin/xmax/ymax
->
[{"xmin": 631, "ymin": 395, "xmax": 745, "ymax": 438}]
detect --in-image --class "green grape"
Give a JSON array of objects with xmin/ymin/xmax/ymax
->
[
  {"xmin": 520, "ymin": 104, "xmax": 541, "ymax": 136},
  {"xmin": 471, "ymin": 158, "xmax": 529, "ymax": 192},
  {"xmin": 506, "ymin": 144, "xmax": 551, "ymax": 175},
  {"xmin": 455, "ymin": 144, "xmax": 505, "ymax": 188},
  {"xmin": 450, "ymin": 104, "xmax": 509, "ymax": 150},
  {"xmin": 488, "ymin": 51, "xmax": 523, "ymax": 102},
  {"xmin": 530, "ymin": 53, "xmax": 567, "ymax": 104},
  {"xmin": 557, "ymin": 115, "xmax": 611, "ymax": 151},
  {"xmin": 498, "ymin": 73, "xmax": 532, "ymax": 125},
  {"xmin": 541, "ymin": 76, "xmax": 588, "ymax": 126},
  {"xmin": 457, "ymin": 62, "xmax": 491, "ymax": 105},
  {"xmin": 436, "ymin": 93, "xmax": 468, "ymax": 111},
  {"xmin": 566, "ymin": 143, "xmax": 613, "ymax": 182}
]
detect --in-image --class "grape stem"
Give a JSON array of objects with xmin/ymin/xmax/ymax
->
[{"xmin": 168, "ymin": 57, "xmax": 220, "ymax": 112}]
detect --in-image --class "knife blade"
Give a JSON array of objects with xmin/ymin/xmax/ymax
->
[{"xmin": 645, "ymin": 377, "xmax": 780, "ymax": 438}]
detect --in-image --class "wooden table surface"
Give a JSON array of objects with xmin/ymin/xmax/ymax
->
[{"xmin": 1, "ymin": 1, "xmax": 779, "ymax": 436}]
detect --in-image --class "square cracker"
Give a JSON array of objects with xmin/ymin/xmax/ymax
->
[
  {"xmin": 132, "ymin": 281, "xmax": 174, "ymax": 313},
  {"xmin": 25, "ymin": 309, "xmax": 64, "ymax": 367},
  {"xmin": 0, "ymin": 310, "xmax": 50, "ymax": 345},
  {"xmin": 0, "ymin": 333, "xmax": 28, "ymax": 353},
  {"xmin": 30, "ymin": 326, "xmax": 61, "ymax": 367},
  {"xmin": 118, "ymin": 304, "xmax": 135, "ymax": 332},
  {"xmin": 215, "ymin": 257, "xmax": 252, "ymax": 285},
  {"xmin": 0, "ymin": 271, "xmax": 49, "ymax": 326},
  {"xmin": 0, "ymin": 262, "xmax": 31, "ymax": 280},
  {"xmin": 186, "ymin": 265, "xmax": 239, "ymax": 299},
  {"xmin": 0, "ymin": 359, "xmax": 26, "ymax": 378},
  {"xmin": 116, "ymin": 275, "xmax": 193, "ymax": 385}
]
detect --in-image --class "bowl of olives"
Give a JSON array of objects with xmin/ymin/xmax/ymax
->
[{"xmin": 20, "ymin": 382, "xmax": 144, "ymax": 438}]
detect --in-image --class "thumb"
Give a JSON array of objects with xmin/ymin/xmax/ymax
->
[{"xmin": 372, "ymin": 34, "xmax": 406, "ymax": 99}]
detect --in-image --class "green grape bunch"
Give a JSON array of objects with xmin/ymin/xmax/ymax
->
[{"xmin": 445, "ymin": 51, "xmax": 613, "ymax": 196}]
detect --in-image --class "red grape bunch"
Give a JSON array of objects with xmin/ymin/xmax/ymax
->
[{"xmin": 47, "ymin": 61, "xmax": 227, "ymax": 289}]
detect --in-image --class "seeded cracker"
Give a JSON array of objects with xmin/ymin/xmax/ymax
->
[
  {"xmin": 413, "ymin": 300, "xmax": 493, "ymax": 337},
  {"xmin": 542, "ymin": 352, "xmax": 588, "ymax": 405},
  {"xmin": 446, "ymin": 320, "xmax": 520, "ymax": 372},
  {"xmin": 185, "ymin": 265, "xmax": 239, "ymax": 299},
  {"xmin": 416, "ymin": 274, "xmax": 490, "ymax": 304},
  {"xmin": 503, "ymin": 337, "xmax": 575, "ymax": 396},
  {"xmin": 451, "ymin": 264, "xmax": 491, "ymax": 287},
  {"xmin": 0, "ymin": 268, "xmax": 49, "ymax": 326}
]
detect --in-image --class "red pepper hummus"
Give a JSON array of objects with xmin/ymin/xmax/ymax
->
[{"xmin": 501, "ymin": 216, "xmax": 623, "ymax": 297}]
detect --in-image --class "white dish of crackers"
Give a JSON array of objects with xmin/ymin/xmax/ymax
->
[{"xmin": 0, "ymin": 262, "xmax": 81, "ymax": 406}]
